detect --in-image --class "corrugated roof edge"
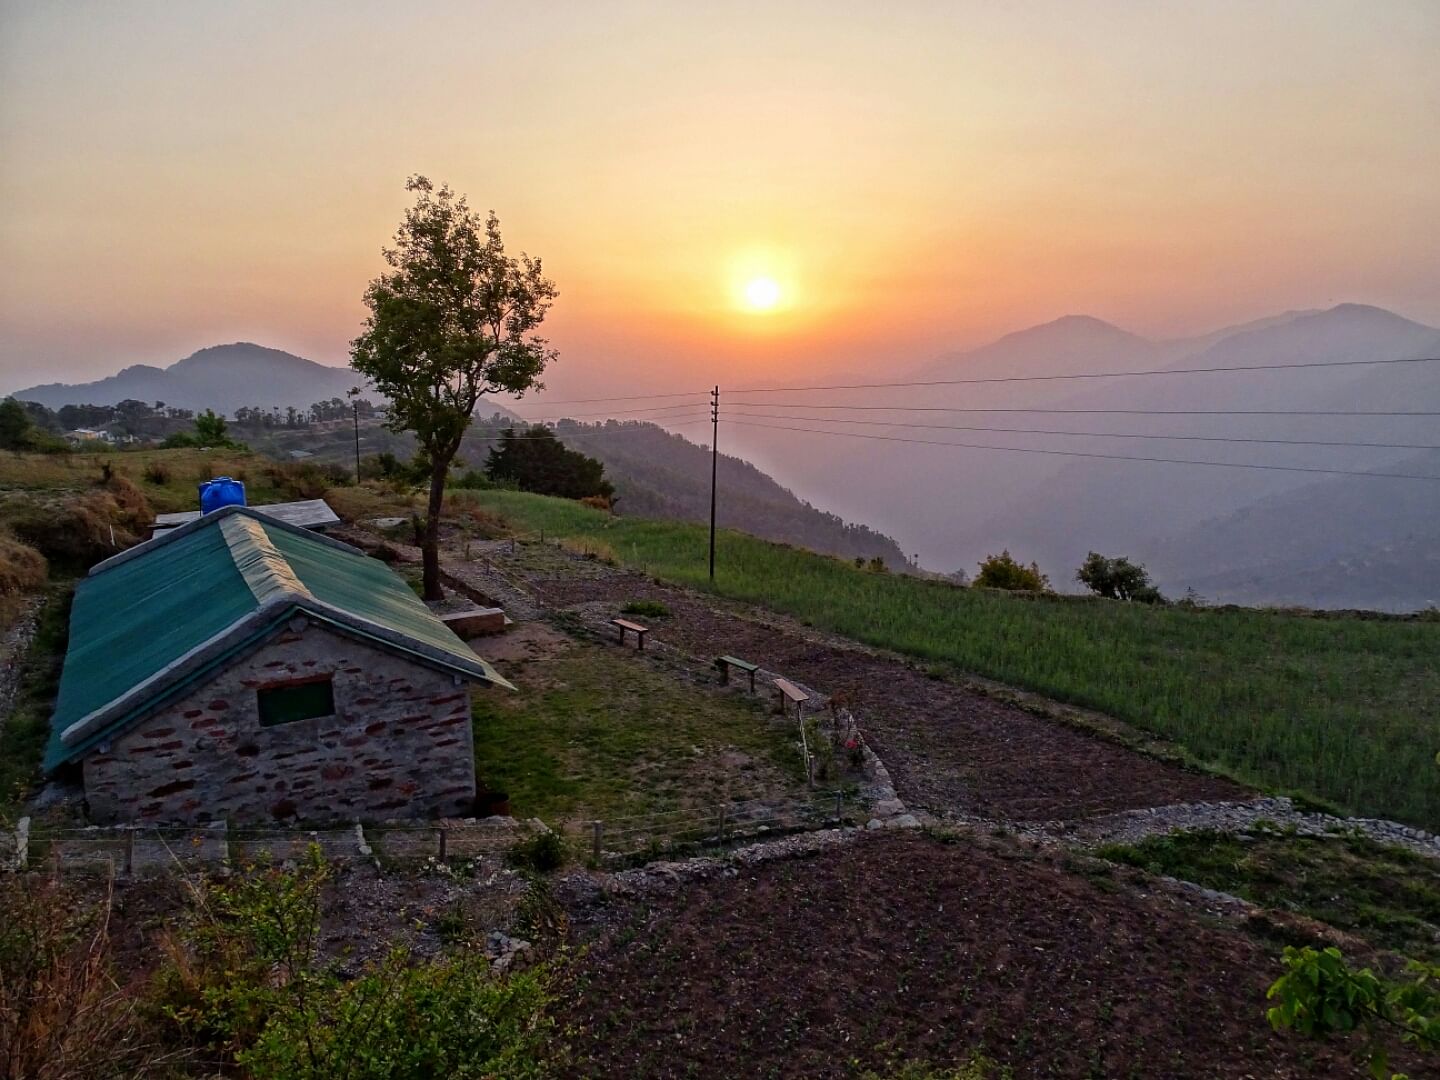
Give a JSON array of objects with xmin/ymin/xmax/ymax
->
[{"xmin": 89, "ymin": 503, "xmax": 365, "ymax": 577}]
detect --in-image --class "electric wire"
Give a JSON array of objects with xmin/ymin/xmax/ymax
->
[
  {"xmin": 721, "ymin": 418, "xmax": 1440, "ymax": 482},
  {"xmin": 725, "ymin": 402, "xmax": 1440, "ymax": 416},
  {"xmin": 720, "ymin": 410, "xmax": 1440, "ymax": 451},
  {"xmin": 726, "ymin": 356, "xmax": 1440, "ymax": 394}
]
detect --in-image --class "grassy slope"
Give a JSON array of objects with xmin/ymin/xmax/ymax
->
[
  {"xmin": 1097, "ymin": 828, "xmax": 1440, "ymax": 962},
  {"xmin": 467, "ymin": 489, "xmax": 1440, "ymax": 829},
  {"xmin": 471, "ymin": 644, "xmax": 806, "ymax": 824},
  {"xmin": 0, "ymin": 447, "xmax": 291, "ymax": 514}
]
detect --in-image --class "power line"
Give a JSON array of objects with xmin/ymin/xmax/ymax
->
[
  {"xmin": 727, "ymin": 356, "xmax": 1440, "ymax": 394},
  {"xmin": 508, "ymin": 400, "xmax": 710, "ymax": 421},
  {"xmin": 504, "ymin": 389, "xmax": 707, "ymax": 406},
  {"xmin": 466, "ymin": 417, "xmax": 709, "ymax": 442},
  {"xmin": 722, "ymin": 409, "xmax": 1440, "ymax": 451},
  {"xmin": 721, "ymin": 418, "xmax": 1440, "ymax": 482},
  {"xmin": 727, "ymin": 401, "xmax": 1440, "ymax": 416}
]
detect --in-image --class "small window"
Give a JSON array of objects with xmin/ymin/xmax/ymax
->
[{"xmin": 257, "ymin": 677, "xmax": 334, "ymax": 727}]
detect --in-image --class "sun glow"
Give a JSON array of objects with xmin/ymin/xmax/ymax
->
[{"xmin": 743, "ymin": 276, "xmax": 782, "ymax": 311}]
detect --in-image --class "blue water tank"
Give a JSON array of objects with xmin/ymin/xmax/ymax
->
[{"xmin": 199, "ymin": 477, "xmax": 247, "ymax": 514}]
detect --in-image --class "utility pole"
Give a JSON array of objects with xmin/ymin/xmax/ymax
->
[
  {"xmin": 348, "ymin": 388, "xmax": 362, "ymax": 479},
  {"xmin": 709, "ymin": 385, "xmax": 719, "ymax": 581}
]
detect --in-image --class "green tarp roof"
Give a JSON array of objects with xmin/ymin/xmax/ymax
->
[{"xmin": 45, "ymin": 506, "xmax": 510, "ymax": 772}]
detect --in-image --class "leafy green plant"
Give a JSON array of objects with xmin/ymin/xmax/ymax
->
[
  {"xmin": 973, "ymin": 550, "xmax": 1049, "ymax": 592},
  {"xmin": 1266, "ymin": 945, "xmax": 1440, "ymax": 1079},
  {"xmin": 153, "ymin": 847, "xmax": 555, "ymax": 1078},
  {"xmin": 507, "ymin": 829, "xmax": 567, "ymax": 873},
  {"xmin": 620, "ymin": 599, "xmax": 670, "ymax": 619},
  {"xmin": 237, "ymin": 949, "xmax": 551, "ymax": 1080}
]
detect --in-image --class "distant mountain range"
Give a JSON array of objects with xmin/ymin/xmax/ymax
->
[
  {"xmin": 733, "ymin": 303, "xmax": 1440, "ymax": 611},
  {"xmin": 14, "ymin": 343, "xmax": 372, "ymax": 415}
]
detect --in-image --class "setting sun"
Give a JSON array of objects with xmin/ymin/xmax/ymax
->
[{"xmin": 743, "ymin": 276, "xmax": 782, "ymax": 311}]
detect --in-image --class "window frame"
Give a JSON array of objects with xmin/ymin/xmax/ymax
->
[{"xmin": 255, "ymin": 675, "xmax": 336, "ymax": 728}]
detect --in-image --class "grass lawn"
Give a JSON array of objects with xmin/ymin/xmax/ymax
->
[
  {"xmin": 470, "ymin": 640, "xmax": 807, "ymax": 827},
  {"xmin": 1096, "ymin": 828, "xmax": 1440, "ymax": 962},
  {"xmin": 461, "ymin": 489, "xmax": 1440, "ymax": 829}
]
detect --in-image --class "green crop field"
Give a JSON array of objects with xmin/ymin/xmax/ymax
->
[{"xmin": 465, "ymin": 489, "xmax": 1440, "ymax": 830}]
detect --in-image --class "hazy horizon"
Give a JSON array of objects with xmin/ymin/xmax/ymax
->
[{"xmin": 3, "ymin": 1, "xmax": 1438, "ymax": 401}]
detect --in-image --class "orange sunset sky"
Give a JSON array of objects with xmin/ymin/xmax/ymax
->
[{"xmin": 1, "ymin": 0, "xmax": 1437, "ymax": 400}]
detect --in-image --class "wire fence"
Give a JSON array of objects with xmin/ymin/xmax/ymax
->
[
  {"xmin": 571, "ymin": 789, "xmax": 861, "ymax": 866},
  {"xmin": 1, "ymin": 817, "xmax": 540, "ymax": 875}
]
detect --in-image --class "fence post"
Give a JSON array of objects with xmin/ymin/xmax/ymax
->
[
  {"xmin": 591, "ymin": 820, "xmax": 603, "ymax": 863},
  {"xmin": 834, "ymin": 789, "xmax": 843, "ymax": 824},
  {"xmin": 123, "ymin": 828, "xmax": 135, "ymax": 876},
  {"xmin": 437, "ymin": 827, "xmax": 448, "ymax": 863},
  {"xmin": 14, "ymin": 817, "xmax": 28, "ymax": 871}
]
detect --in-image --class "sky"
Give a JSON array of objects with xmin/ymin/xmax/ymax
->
[{"xmin": 1, "ymin": 0, "xmax": 1438, "ymax": 403}]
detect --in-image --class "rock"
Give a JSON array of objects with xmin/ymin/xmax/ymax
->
[{"xmin": 865, "ymin": 818, "xmax": 884, "ymax": 830}]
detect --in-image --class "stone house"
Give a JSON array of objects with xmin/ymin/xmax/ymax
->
[{"xmin": 43, "ymin": 505, "xmax": 513, "ymax": 824}]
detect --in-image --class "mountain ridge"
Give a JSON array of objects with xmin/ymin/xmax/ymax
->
[{"xmin": 14, "ymin": 342, "xmax": 375, "ymax": 416}]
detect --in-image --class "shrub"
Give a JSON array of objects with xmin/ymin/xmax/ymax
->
[
  {"xmin": 620, "ymin": 599, "xmax": 670, "ymax": 619},
  {"xmin": 973, "ymin": 550, "xmax": 1049, "ymax": 592},
  {"xmin": 506, "ymin": 829, "xmax": 566, "ymax": 873},
  {"xmin": 1076, "ymin": 551, "xmax": 1164, "ymax": 603},
  {"xmin": 262, "ymin": 460, "xmax": 352, "ymax": 501},
  {"xmin": 0, "ymin": 531, "xmax": 46, "ymax": 594},
  {"xmin": 6, "ymin": 476, "xmax": 152, "ymax": 571},
  {"xmin": 0, "ymin": 875, "xmax": 162, "ymax": 1079},
  {"xmin": 141, "ymin": 460, "xmax": 172, "ymax": 485},
  {"xmin": 153, "ymin": 848, "xmax": 554, "ymax": 1079},
  {"xmin": 578, "ymin": 494, "xmax": 612, "ymax": 512}
]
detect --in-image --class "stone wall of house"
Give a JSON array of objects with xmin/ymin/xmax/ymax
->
[{"xmin": 82, "ymin": 619, "xmax": 479, "ymax": 824}]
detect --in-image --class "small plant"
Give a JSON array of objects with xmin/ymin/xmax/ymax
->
[
  {"xmin": 142, "ymin": 460, "xmax": 172, "ymax": 485},
  {"xmin": 621, "ymin": 599, "xmax": 670, "ymax": 619},
  {"xmin": 507, "ymin": 829, "xmax": 566, "ymax": 873},
  {"xmin": 1266, "ymin": 945, "xmax": 1440, "ymax": 1079}
]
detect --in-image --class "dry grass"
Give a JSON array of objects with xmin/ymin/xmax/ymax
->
[
  {"xmin": 0, "ymin": 532, "xmax": 46, "ymax": 596},
  {"xmin": 0, "ymin": 875, "xmax": 172, "ymax": 1079}
]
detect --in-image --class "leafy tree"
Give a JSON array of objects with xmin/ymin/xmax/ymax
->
[
  {"xmin": 57, "ymin": 403, "xmax": 115, "ymax": 430},
  {"xmin": 194, "ymin": 409, "xmax": 229, "ymax": 446},
  {"xmin": 0, "ymin": 397, "xmax": 35, "ymax": 450},
  {"xmin": 973, "ymin": 550, "xmax": 1049, "ymax": 592},
  {"xmin": 352, "ymin": 175, "xmax": 558, "ymax": 599},
  {"xmin": 1076, "ymin": 551, "xmax": 1164, "ymax": 603},
  {"xmin": 485, "ymin": 427, "xmax": 614, "ymax": 501}
]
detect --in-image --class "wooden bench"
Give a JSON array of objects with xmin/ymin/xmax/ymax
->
[
  {"xmin": 611, "ymin": 617, "xmax": 649, "ymax": 650},
  {"xmin": 715, "ymin": 655, "xmax": 759, "ymax": 692},
  {"xmin": 773, "ymin": 677, "xmax": 809, "ymax": 719}
]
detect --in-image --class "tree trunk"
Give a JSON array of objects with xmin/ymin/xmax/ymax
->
[{"xmin": 422, "ymin": 461, "xmax": 447, "ymax": 601}]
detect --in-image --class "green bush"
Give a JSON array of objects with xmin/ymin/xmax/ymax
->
[
  {"xmin": 620, "ymin": 599, "xmax": 670, "ymax": 619},
  {"xmin": 238, "ymin": 950, "xmax": 551, "ymax": 1080},
  {"xmin": 152, "ymin": 848, "xmax": 554, "ymax": 1078},
  {"xmin": 973, "ymin": 550, "xmax": 1049, "ymax": 592},
  {"xmin": 1076, "ymin": 551, "xmax": 1164, "ymax": 603},
  {"xmin": 507, "ymin": 829, "xmax": 566, "ymax": 873}
]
